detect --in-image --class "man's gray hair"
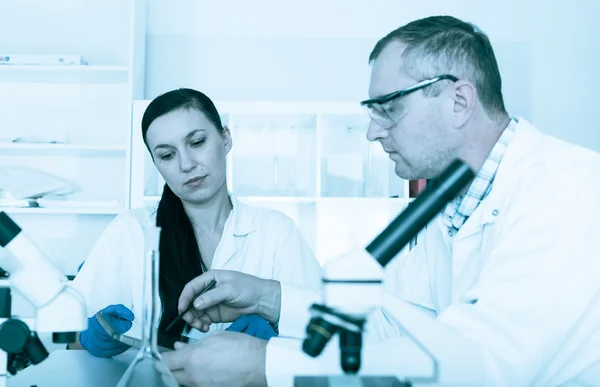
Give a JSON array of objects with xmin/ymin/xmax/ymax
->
[{"xmin": 370, "ymin": 16, "xmax": 507, "ymax": 120}]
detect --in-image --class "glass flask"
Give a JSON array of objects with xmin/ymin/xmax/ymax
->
[{"xmin": 116, "ymin": 226, "xmax": 179, "ymax": 387}]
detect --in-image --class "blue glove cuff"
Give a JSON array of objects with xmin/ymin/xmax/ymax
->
[{"xmin": 226, "ymin": 314, "xmax": 278, "ymax": 341}]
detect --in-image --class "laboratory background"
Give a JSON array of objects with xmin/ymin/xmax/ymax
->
[{"xmin": 0, "ymin": 0, "xmax": 599, "ymax": 360}]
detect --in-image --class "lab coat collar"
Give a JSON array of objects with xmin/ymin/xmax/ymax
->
[
  {"xmin": 454, "ymin": 117, "xmax": 541, "ymax": 241},
  {"xmin": 229, "ymin": 195, "xmax": 256, "ymax": 237},
  {"xmin": 210, "ymin": 196, "xmax": 255, "ymax": 269}
]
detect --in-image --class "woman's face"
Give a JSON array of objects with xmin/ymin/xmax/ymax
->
[{"xmin": 146, "ymin": 108, "xmax": 231, "ymax": 204}]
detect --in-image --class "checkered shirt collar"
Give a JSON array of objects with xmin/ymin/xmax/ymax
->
[{"xmin": 442, "ymin": 118, "xmax": 517, "ymax": 233}]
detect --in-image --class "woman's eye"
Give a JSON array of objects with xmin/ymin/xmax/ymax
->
[
  {"xmin": 159, "ymin": 153, "xmax": 174, "ymax": 160},
  {"xmin": 191, "ymin": 139, "xmax": 205, "ymax": 147}
]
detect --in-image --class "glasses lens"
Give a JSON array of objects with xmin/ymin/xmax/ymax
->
[{"xmin": 364, "ymin": 99, "xmax": 408, "ymax": 129}]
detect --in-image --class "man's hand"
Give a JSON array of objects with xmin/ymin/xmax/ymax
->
[
  {"xmin": 178, "ymin": 270, "xmax": 281, "ymax": 332},
  {"xmin": 162, "ymin": 331, "xmax": 268, "ymax": 387}
]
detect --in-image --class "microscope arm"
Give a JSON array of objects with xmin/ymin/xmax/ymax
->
[{"xmin": 0, "ymin": 211, "xmax": 87, "ymax": 334}]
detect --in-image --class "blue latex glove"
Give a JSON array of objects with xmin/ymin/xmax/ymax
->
[
  {"xmin": 79, "ymin": 304, "xmax": 134, "ymax": 358},
  {"xmin": 226, "ymin": 314, "xmax": 278, "ymax": 341}
]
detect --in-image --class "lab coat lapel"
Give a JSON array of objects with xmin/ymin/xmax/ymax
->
[
  {"xmin": 428, "ymin": 218, "xmax": 453, "ymax": 313},
  {"xmin": 453, "ymin": 200, "xmax": 497, "ymax": 242},
  {"xmin": 454, "ymin": 117, "xmax": 538, "ymax": 243},
  {"xmin": 213, "ymin": 231, "xmax": 238, "ymax": 269},
  {"xmin": 211, "ymin": 197, "xmax": 256, "ymax": 269}
]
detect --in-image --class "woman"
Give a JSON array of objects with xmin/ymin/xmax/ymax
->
[{"xmin": 71, "ymin": 88, "xmax": 323, "ymax": 357}]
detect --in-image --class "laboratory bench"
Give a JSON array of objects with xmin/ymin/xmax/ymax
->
[{"xmin": 7, "ymin": 349, "xmax": 137, "ymax": 386}]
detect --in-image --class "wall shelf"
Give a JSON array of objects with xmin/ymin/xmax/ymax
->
[
  {"xmin": 0, "ymin": 207, "xmax": 126, "ymax": 215},
  {"xmin": 144, "ymin": 195, "xmax": 321, "ymax": 205},
  {"xmin": 145, "ymin": 196, "xmax": 411, "ymax": 205},
  {"xmin": 233, "ymin": 196, "xmax": 318, "ymax": 203},
  {"xmin": 0, "ymin": 143, "xmax": 128, "ymax": 155},
  {"xmin": 317, "ymin": 197, "xmax": 413, "ymax": 205},
  {"xmin": 0, "ymin": 65, "xmax": 129, "ymax": 84},
  {"xmin": 0, "ymin": 279, "xmax": 73, "ymax": 287}
]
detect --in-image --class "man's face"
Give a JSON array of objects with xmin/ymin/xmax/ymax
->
[{"xmin": 366, "ymin": 42, "xmax": 457, "ymax": 180}]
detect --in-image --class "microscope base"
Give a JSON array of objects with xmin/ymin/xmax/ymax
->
[{"xmin": 294, "ymin": 375, "xmax": 411, "ymax": 387}]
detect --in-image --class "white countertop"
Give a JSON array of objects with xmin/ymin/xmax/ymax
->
[{"xmin": 7, "ymin": 349, "xmax": 138, "ymax": 387}]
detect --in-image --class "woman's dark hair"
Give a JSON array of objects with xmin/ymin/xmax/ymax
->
[{"xmin": 141, "ymin": 88, "xmax": 225, "ymax": 337}]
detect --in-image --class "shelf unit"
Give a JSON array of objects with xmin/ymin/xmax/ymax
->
[
  {"xmin": 0, "ymin": 65, "xmax": 130, "ymax": 83},
  {"xmin": 0, "ymin": 65, "xmax": 129, "ymax": 73},
  {"xmin": 0, "ymin": 0, "xmax": 147, "ymax": 276},
  {"xmin": 1, "ymin": 207, "xmax": 125, "ymax": 216},
  {"xmin": 0, "ymin": 142, "xmax": 128, "ymax": 155},
  {"xmin": 131, "ymin": 100, "xmax": 412, "ymax": 264}
]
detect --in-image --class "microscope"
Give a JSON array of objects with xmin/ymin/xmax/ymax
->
[
  {"xmin": 297, "ymin": 159, "xmax": 485, "ymax": 386},
  {"xmin": 0, "ymin": 211, "xmax": 87, "ymax": 386}
]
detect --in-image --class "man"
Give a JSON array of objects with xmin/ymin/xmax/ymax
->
[{"xmin": 162, "ymin": 15, "xmax": 600, "ymax": 386}]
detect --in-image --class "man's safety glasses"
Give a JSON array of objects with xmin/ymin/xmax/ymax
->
[{"xmin": 360, "ymin": 75, "xmax": 458, "ymax": 129}]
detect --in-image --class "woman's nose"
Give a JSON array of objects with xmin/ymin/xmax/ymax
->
[{"xmin": 179, "ymin": 150, "xmax": 197, "ymax": 172}]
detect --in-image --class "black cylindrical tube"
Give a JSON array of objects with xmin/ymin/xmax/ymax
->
[
  {"xmin": 0, "ymin": 287, "xmax": 11, "ymax": 318},
  {"xmin": 0, "ymin": 319, "xmax": 30, "ymax": 354},
  {"xmin": 340, "ymin": 329, "xmax": 362, "ymax": 374},
  {"xmin": 367, "ymin": 159, "xmax": 475, "ymax": 267},
  {"xmin": 52, "ymin": 331, "xmax": 77, "ymax": 344},
  {"xmin": 302, "ymin": 316, "xmax": 338, "ymax": 357},
  {"xmin": 23, "ymin": 332, "xmax": 49, "ymax": 364},
  {"xmin": 0, "ymin": 212, "xmax": 21, "ymax": 248}
]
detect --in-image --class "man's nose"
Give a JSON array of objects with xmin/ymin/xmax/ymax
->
[{"xmin": 366, "ymin": 119, "xmax": 388, "ymax": 142}]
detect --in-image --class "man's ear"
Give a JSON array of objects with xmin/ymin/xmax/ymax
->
[
  {"xmin": 222, "ymin": 126, "xmax": 233, "ymax": 154},
  {"xmin": 451, "ymin": 80, "xmax": 476, "ymax": 127}
]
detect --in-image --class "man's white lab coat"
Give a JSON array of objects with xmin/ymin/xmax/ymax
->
[
  {"xmin": 72, "ymin": 196, "xmax": 323, "ymax": 340},
  {"xmin": 267, "ymin": 118, "xmax": 600, "ymax": 386}
]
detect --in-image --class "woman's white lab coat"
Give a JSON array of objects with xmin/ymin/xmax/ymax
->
[
  {"xmin": 266, "ymin": 118, "xmax": 600, "ymax": 386},
  {"xmin": 72, "ymin": 196, "xmax": 323, "ymax": 340}
]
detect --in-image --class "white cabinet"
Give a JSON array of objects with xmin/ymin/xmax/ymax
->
[
  {"xmin": 131, "ymin": 100, "xmax": 412, "ymax": 265},
  {"xmin": 0, "ymin": 0, "xmax": 147, "ymax": 276}
]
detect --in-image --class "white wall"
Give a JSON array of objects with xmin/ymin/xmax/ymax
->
[{"xmin": 145, "ymin": 0, "xmax": 600, "ymax": 151}]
